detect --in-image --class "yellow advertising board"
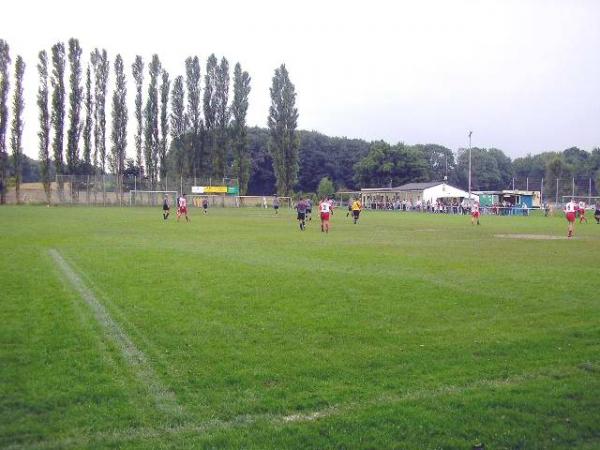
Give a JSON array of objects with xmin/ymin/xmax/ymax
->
[{"xmin": 204, "ymin": 186, "xmax": 228, "ymax": 193}]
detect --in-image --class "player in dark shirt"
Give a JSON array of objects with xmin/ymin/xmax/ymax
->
[
  {"xmin": 162, "ymin": 195, "xmax": 170, "ymax": 220},
  {"xmin": 296, "ymin": 199, "xmax": 307, "ymax": 231},
  {"xmin": 305, "ymin": 198, "xmax": 312, "ymax": 221}
]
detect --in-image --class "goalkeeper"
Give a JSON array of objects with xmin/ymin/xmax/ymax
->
[{"xmin": 162, "ymin": 195, "xmax": 170, "ymax": 220}]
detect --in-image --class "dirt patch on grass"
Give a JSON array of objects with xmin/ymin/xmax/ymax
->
[{"xmin": 495, "ymin": 234, "xmax": 566, "ymax": 240}]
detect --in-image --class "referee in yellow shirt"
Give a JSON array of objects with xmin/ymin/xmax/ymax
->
[{"xmin": 351, "ymin": 198, "xmax": 362, "ymax": 224}]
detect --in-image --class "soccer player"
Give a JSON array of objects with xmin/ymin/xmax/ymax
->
[
  {"xmin": 578, "ymin": 201, "xmax": 587, "ymax": 224},
  {"xmin": 470, "ymin": 200, "xmax": 480, "ymax": 225},
  {"xmin": 177, "ymin": 193, "xmax": 190, "ymax": 222},
  {"xmin": 273, "ymin": 196, "xmax": 280, "ymax": 214},
  {"xmin": 306, "ymin": 198, "xmax": 313, "ymax": 221},
  {"xmin": 595, "ymin": 202, "xmax": 600, "ymax": 224},
  {"xmin": 319, "ymin": 197, "xmax": 332, "ymax": 233},
  {"xmin": 296, "ymin": 198, "xmax": 307, "ymax": 230},
  {"xmin": 346, "ymin": 199, "xmax": 352, "ymax": 218},
  {"xmin": 202, "ymin": 197, "xmax": 208, "ymax": 214},
  {"xmin": 351, "ymin": 198, "xmax": 362, "ymax": 224},
  {"xmin": 162, "ymin": 194, "xmax": 170, "ymax": 220},
  {"xmin": 564, "ymin": 198, "xmax": 577, "ymax": 238}
]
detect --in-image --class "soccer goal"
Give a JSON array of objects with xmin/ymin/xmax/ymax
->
[
  {"xmin": 561, "ymin": 196, "xmax": 600, "ymax": 207},
  {"xmin": 129, "ymin": 190, "xmax": 178, "ymax": 207}
]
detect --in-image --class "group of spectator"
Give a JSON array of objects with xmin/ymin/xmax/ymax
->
[
  {"xmin": 367, "ymin": 199, "xmax": 472, "ymax": 214},
  {"xmin": 364, "ymin": 198, "xmax": 538, "ymax": 216}
]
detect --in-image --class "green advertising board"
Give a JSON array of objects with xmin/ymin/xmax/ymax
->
[
  {"xmin": 227, "ymin": 186, "xmax": 239, "ymax": 195},
  {"xmin": 479, "ymin": 194, "xmax": 493, "ymax": 206}
]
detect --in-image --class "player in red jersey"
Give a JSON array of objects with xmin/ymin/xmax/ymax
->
[
  {"xmin": 177, "ymin": 193, "xmax": 190, "ymax": 222},
  {"xmin": 319, "ymin": 198, "xmax": 332, "ymax": 233},
  {"xmin": 564, "ymin": 198, "xmax": 577, "ymax": 238},
  {"xmin": 470, "ymin": 200, "xmax": 480, "ymax": 225},
  {"xmin": 578, "ymin": 201, "xmax": 587, "ymax": 223}
]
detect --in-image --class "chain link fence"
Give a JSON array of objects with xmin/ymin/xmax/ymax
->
[
  {"xmin": 3, "ymin": 174, "xmax": 247, "ymax": 206},
  {"xmin": 507, "ymin": 177, "xmax": 598, "ymax": 206},
  {"xmin": 3, "ymin": 174, "xmax": 597, "ymax": 208}
]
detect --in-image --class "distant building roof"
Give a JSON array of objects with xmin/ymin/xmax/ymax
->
[
  {"xmin": 361, "ymin": 181, "xmax": 447, "ymax": 192},
  {"xmin": 393, "ymin": 181, "xmax": 445, "ymax": 191}
]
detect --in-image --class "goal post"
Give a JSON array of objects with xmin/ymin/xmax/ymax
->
[
  {"xmin": 184, "ymin": 194, "xmax": 292, "ymax": 208},
  {"xmin": 129, "ymin": 190, "xmax": 178, "ymax": 207},
  {"xmin": 561, "ymin": 195, "xmax": 600, "ymax": 208}
]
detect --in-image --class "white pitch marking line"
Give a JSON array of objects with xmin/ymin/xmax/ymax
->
[{"xmin": 49, "ymin": 249, "xmax": 183, "ymax": 419}]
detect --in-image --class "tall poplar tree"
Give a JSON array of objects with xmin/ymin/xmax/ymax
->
[
  {"xmin": 92, "ymin": 48, "xmax": 109, "ymax": 173},
  {"xmin": 185, "ymin": 56, "xmax": 202, "ymax": 178},
  {"xmin": 159, "ymin": 70, "xmax": 170, "ymax": 186},
  {"xmin": 51, "ymin": 42, "xmax": 66, "ymax": 198},
  {"xmin": 203, "ymin": 54, "xmax": 218, "ymax": 177},
  {"xmin": 66, "ymin": 38, "xmax": 83, "ymax": 177},
  {"xmin": 10, "ymin": 56, "xmax": 25, "ymax": 203},
  {"xmin": 268, "ymin": 64, "xmax": 299, "ymax": 196},
  {"xmin": 111, "ymin": 54, "xmax": 127, "ymax": 204},
  {"xmin": 132, "ymin": 56, "xmax": 144, "ymax": 174},
  {"xmin": 231, "ymin": 63, "xmax": 251, "ymax": 194},
  {"xmin": 170, "ymin": 75, "xmax": 187, "ymax": 178},
  {"xmin": 0, "ymin": 39, "xmax": 10, "ymax": 204},
  {"xmin": 82, "ymin": 64, "xmax": 93, "ymax": 173},
  {"xmin": 37, "ymin": 50, "xmax": 51, "ymax": 204},
  {"xmin": 144, "ymin": 54, "xmax": 161, "ymax": 186},
  {"xmin": 213, "ymin": 57, "xmax": 230, "ymax": 179}
]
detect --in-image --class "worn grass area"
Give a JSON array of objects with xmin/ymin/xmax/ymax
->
[{"xmin": 1, "ymin": 206, "xmax": 598, "ymax": 449}]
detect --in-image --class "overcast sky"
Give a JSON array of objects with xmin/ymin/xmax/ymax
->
[{"xmin": 3, "ymin": 0, "xmax": 600, "ymax": 160}]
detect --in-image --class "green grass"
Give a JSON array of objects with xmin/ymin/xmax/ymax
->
[{"xmin": 0, "ymin": 206, "xmax": 598, "ymax": 449}]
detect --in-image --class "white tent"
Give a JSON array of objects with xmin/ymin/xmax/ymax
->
[{"xmin": 422, "ymin": 183, "xmax": 479, "ymax": 203}]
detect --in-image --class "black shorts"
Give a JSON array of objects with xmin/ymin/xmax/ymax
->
[
  {"xmin": 274, "ymin": 206, "xmax": 279, "ymax": 210},
  {"xmin": 297, "ymin": 212, "xmax": 306, "ymax": 220},
  {"xmin": 352, "ymin": 210, "xmax": 360, "ymax": 219},
  {"xmin": 163, "ymin": 205, "xmax": 170, "ymax": 211}
]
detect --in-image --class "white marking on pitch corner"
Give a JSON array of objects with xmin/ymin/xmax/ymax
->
[{"xmin": 49, "ymin": 249, "xmax": 183, "ymax": 418}]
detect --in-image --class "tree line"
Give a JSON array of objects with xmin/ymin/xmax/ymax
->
[
  {"xmin": 0, "ymin": 37, "xmax": 300, "ymax": 203},
  {"xmin": 242, "ymin": 133, "xmax": 600, "ymax": 199},
  {"xmin": 1, "ymin": 38, "xmax": 598, "ymax": 203}
]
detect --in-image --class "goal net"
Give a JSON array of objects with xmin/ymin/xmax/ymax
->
[
  {"xmin": 561, "ymin": 196, "xmax": 600, "ymax": 208},
  {"xmin": 129, "ymin": 190, "xmax": 178, "ymax": 207},
  {"xmin": 186, "ymin": 195, "xmax": 292, "ymax": 208}
]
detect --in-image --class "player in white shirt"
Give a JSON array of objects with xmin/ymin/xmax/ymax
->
[
  {"xmin": 564, "ymin": 199, "xmax": 577, "ymax": 238},
  {"xmin": 578, "ymin": 201, "xmax": 587, "ymax": 224},
  {"xmin": 177, "ymin": 194, "xmax": 190, "ymax": 222},
  {"xmin": 319, "ymin": 198, "xmax": 332, "ymax": 233},
  {"xmin": 470, "ymin": 201, "xmax": 480, "ymax": 225}
]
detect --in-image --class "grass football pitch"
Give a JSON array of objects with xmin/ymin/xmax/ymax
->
[{"xmin": 1, "ymin": 206, "xmax": 599, "ymax": 449}]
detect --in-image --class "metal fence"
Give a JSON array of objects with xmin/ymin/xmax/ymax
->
[
  {"xmin": 3, "ymin": 174, "xmax": 598, "ymax": 207},
  {"xmin": 505, "ymin": 177, "xmax": 598, "ymax": 205},
  {"xmin": 3, "ymin": 174, "xmax": 249, "ymax": 206}
]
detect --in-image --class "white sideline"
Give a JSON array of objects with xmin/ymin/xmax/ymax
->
[{"xmin": 48, "ymin": 249, "xmax": 183, "ymax": 419}]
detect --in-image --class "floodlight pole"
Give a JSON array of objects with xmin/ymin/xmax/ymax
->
[{"xmin": 468, "ymin": 131, "xmax": 473, "ymax": 201}]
